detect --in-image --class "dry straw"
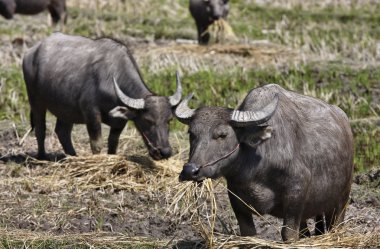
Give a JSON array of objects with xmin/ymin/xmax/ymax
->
[
  {"xmin": 203, "ymin": 19, "xmax": 238, "ymax": 44},
  {"xmin": 167, "ymin": 175, "xmax": 380, "ymax": 248},
  {"xmin": 1, "ymin": 153, "xmax": 379, "ymax": 248}
]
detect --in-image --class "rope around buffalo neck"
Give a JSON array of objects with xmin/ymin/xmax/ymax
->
[
  {"xmin": 198, "ymin": 143, "xmax": 240, "ymax": 169},
  {"xmin": 141, "ymin": 132, "xmax": 156, "ymax": 150}
]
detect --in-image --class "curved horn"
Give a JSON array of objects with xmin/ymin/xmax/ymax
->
[
  {"xmin": 113, "ymin": 77, "xmax": 145, "ymax": 110},
  {"xmin": 168, "ymin": 71, "xmax": 183, "ymax": 107},
  {"xmin": 174, "ymin": 93, "xmax": 195, "ymax": 123},
  {"xmin": 230, "ymin": 94, "xmax": 279, "ymax": 127}
]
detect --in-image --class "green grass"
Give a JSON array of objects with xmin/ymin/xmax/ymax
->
[
  {"xmin": 0, "ymin": 66, "xmax": 28, "ymax": 123},
  {"xmin": 0, "ymin": 63, "xmax": 379, "ymax": 171},
  {"xmin": 0, "ymin": 0, "xmax": 379, "ymax": 173},
  {"xmin": 145, "ymin": 64, "xmax": 380, "ymax": 171},
  {"xmin": 145, "ymin": 64, "xmax": 380, "ymax": 118},
  {"xmin": 58, "ymin": 0, "xmax": 380, "ymax": 60}
]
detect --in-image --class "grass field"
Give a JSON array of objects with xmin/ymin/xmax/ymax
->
[
  {"xmin": 1, "ymin": 0, "xmax": 379, "ymax": 170},
  {"xmin": 0, "ymin": 0, "xmax": 379, "ymax": 248}
]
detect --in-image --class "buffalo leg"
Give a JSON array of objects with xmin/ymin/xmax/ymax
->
[
  {"xmin": 48, "ymin": 0, "xmax": 67, "ymax": 25},
  {"xmin": 299, "ymin": 220, "xmax": 311, "ymax": 238},
  {"xmin": 315, "ymin": 214, "xmax": 325, "ymax": 235},
  {"xmin": 325, "ymin": 205, "xmax": 346, "ymax": 232},
  {"xmin": 281, "ymin": 165, "xmax": 311, "ymax": 241},
  {"xmin": 227, "ymin": 189, "xmax": 256, "ymax": 236},
  {"xmin": 85, "ymin": 113, "xmax": 102, "ymax": 154},
  {"xmin": 108, "ymin": 123, "xmax": 126, "ymax": 154},
  {"xmin": 315, "ymin": 205, "xmax": 346, "ymax": 236},
  {"xmin": 32, "ymin": 109, "xmax": 48, "ymax": 160},
  {"xmin": 55, "ymin": 119, "xmax": 76, "ymax": 156},
  {"xmin": 281, "ymin": 215, "xmax": 302, "ymax": 241},
  {"xmin": 197, "ymin": 24, "xmax": 210, "ymax": 45},
  {"xmin": 281, "ymin": 194, "xmax": 306, "ymax": 240}
]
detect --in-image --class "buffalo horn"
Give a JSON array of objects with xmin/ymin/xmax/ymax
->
[
  {"xmin": 168, "ymin": 71, "xmax": 183, "ymax": 107},
  {"xmin": 230, "ymin": 94, "xmax": 279, "ymax": 127},
  {"xmin": 113, "ymin": 77, "xmax": 145, "ymax": 110},
  {"xmin": 174, "ymin": 93, "xmax": 195, "ymax": 122}
]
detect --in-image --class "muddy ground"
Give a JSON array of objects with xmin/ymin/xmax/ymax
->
[{"xmin": 0, "ymin": 120, "xmax": 379, "ymax": 247}]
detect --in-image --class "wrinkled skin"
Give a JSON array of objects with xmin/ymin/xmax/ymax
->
[
  {"xmin": 176, "ymin": 84, "xmax": 354, "ymax": 241},
  {"xmin": 189, "ymin": 0, "xmax": 229, "ymax": 44},
  {"xmin": 0, "ymin": 0, "xmax": 67, "ymax": 24},
  {"xmin": 23, "ymin": 33, "xmax": 181, "ymax": 161}
]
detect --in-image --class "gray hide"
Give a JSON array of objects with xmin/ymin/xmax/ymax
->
[
  {"xmin": 175, "ymin": 84, "xmax": 354, "ymax": 241},
  {"xmin": 189, "ymin": 0, "xmax": 229, "ymax": 44},
  {"xmin": 0, "ymin": 0, "xmax": 67, "ymax": 24},
  {"xmin": 23, "ymin": 33, "xmax": 182, "ymax": 160}
]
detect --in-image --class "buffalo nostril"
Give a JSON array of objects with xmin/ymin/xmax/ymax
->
[
  {"xmin": 212, "ymin": 15, "xmax": 221, "ymax": 20},
  {"xmin": 159, "ymin": 147, "xmax": 172, "ymax": 159},
  {"xmin": 179, "ymin": 163, "xmax": 199, "ymax": 181}
]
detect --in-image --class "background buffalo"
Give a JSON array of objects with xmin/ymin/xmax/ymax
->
[
  {"xmin": 23, "ymin": 33, "xmax": 182, "ymax": 160},
  {"xmin": 189, "ymin": 0, "xmax": 229, "ymax": 44},
  {"xmin": 0, "ymin": 0, "xmax": 67, "ymax": 24}
]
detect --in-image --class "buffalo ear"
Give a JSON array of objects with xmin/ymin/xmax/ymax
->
[
  {"xmin": 109, "ymin": 106, "xmax": 136, "ymax": 120},
  {"xmin": 241, "ymin": 126, "xmax": 273, "ymax": 148}
]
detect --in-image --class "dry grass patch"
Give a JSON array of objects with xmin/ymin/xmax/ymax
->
[
  {"xmin": 204, "ymin": 19, "xmax": 238, "ymax": 44},
  {"xmin": 0, "ymin": 140, "xmax": 379, "ymax": 247},
  {"xmin": 135, "ymin": 41, "xmax": 300, "ymax": 73}
]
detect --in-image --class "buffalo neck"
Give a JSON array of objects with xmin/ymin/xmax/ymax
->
[
  {"xmin": 117, "ymin": 72, "xmax": 152, "ymax": 99},
  {"xmin": 223, "ymin": 144, "xmax": 263, "ymax": 185}
]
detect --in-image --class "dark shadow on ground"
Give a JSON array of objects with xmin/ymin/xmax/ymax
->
[
  {"xmin": 127, "ymin": 154, "xmax": 156, "ymax": 169},
  {"xmin": 172, "ymin": 240, "xmax": 205, "ymax": 249},
  {"xmin": 0, "ymin": 152, "xmax": 66, "ymax": 165}
]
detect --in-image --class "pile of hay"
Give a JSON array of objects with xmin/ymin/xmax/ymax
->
[
  {"xmin": 0, "ymin": 228, "xmax": 171, "ymax": 248},
  {"xmin": 212, "ymin": 230, "xmax": 380, "ymax": 249},
  {"xmin": 204, "ymin": 19, "xmax": 238, "ymax": 44},
  {"xmin": 137, "ymin": 41, "xmax": 299, "ymax": 73},
  {"xmin": 22, "ymin": 154, "xmax": 182, "ymax": 192},
  {"xmin": 171, "ymin": 177, "xmax": 380, "ymax": 248}
]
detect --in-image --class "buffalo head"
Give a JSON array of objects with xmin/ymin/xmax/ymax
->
[
  {"xmin": 204, "ymin": 0, "xmax": 229, "ymax": 21},
  {"xmin": 175, "ymin": 92, "xmax": 278, "ymax": 181},
  {"xmin": 109, "ymin": 72, "xmax": 182, "ymax": 160}
]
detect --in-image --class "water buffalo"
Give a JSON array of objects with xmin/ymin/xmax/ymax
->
[
  {"xmin": 0, "ymin": 0, "xmax": 67, "ymax": 24},
  {"xmin": 175, "ymin": 84, "xmax": 354, "ymax": 241},
  {"xmin": 189, "ymin": 0, "xmax": 229, "ymax": 45},
  {"xmin": 23, "ymin": 33, "xmax": 182, "ymax": 161}
]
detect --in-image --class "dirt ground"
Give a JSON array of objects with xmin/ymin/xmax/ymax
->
[{"xmin": 0, "ymin": 120, "xmax": 379, "ymax": 247}]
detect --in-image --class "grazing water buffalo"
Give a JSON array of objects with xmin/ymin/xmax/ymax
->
[
  {"xmin": 0, "ymin": 0, "xmax": 67, "ymax": 24},
  {"xmin": 23, "ymin": 33, "xmax": 182, "ymax": 160},
  {"xmin": 189, "ymin": 0, "xmax": 229, "ymax": 44},
  {"xmin": 175, "ymin": 84, "xmax": 354, "ymax": 241}
]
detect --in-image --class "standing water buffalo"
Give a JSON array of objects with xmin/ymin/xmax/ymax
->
[
  {"xmin": 189, "ymin": 0, "xmax": 229, "ymax": 45},
  {"xmin": 0, "ymin": 0, "xmax": 67, "ymax": 24},
  {"xmin": 175, "ymin": 84, "xmax": 354, "ymax": 241},
  {"xmin": 23, "ymin": 33, "xmax": 182, "ymax": 160}
]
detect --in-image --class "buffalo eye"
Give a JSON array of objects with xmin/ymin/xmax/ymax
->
[{"xmin": 212, "ymin": 130, "xmax": 228, "ymax": 140}]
